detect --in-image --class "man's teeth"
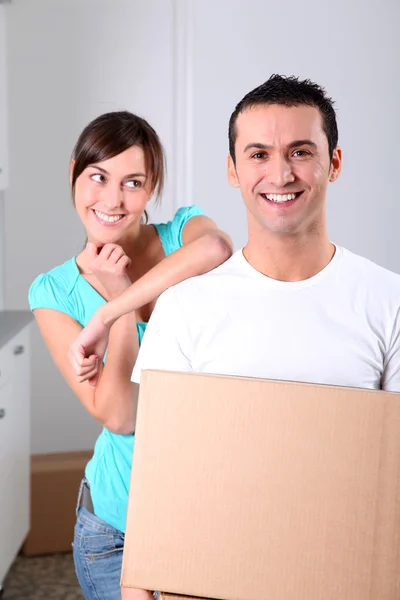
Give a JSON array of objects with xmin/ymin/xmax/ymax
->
[
  {"xmin": 264, "ymin": 193, "xmax": 297, "ymax": 203},
  {"xmin": 94, "ymin": 210, "xmax": 123, "ymax": 223}
]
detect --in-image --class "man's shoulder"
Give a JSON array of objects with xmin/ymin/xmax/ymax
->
[
  {"xmin": 170, "ymin": 250, "xmax": 245, "ymax": 297},
  {"xmin": 341, "ymin": 246, "xmax": 400, "ymax": 296}
]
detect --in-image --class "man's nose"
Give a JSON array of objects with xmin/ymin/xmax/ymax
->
[{"xmin": 265, "ymin": 156, "xmax": 295, "ymax": 188}]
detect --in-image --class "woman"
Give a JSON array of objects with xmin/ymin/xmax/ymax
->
[{"xmin": 29, "ymin": 110, "xmax": 232, "ymax": 600}]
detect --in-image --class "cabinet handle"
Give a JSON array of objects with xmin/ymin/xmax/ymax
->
[
  {"xmin": 13, "ymin": 345, "xmax": 25, "ymax": 356},
  {"xmin": 0, "ymin": 408, "xmax": 5, "ymax": 420}
]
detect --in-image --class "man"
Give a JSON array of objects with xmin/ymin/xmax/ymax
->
[
  {"xmin": 128, "ymin": 73, "xmax": 400, "ymax": 600},
  {"xmin": 132, "ymin": 73, "xmax": 400, "ymax": 394}
]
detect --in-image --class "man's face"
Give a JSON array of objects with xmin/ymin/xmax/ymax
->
[{"xmin": 228, "ymin": 104, "xmax": 341, "ymax": 238}]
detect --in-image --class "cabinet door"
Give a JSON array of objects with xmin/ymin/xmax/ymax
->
[
  {"xmin": 9, "ymin": 327, "xmax": 31, "ymax": 554},
  {"xmin": 0, "ymin": 5, "xmax": 8, "ymax": 191},
  {"xmin": 0, "ymin": 327, "xmax": 30, "ymax": 584},
  {"xmin": 0, "ymin": 380, "xmax": 16, "ymax": 584}
]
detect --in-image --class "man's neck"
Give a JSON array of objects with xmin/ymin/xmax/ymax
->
[{"xmin": 243, "ymin": 232, "xmax": 335, "ymax": 282}]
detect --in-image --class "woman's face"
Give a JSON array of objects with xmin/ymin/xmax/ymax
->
[{"xmin": 73, "ymin": 145, "xmax": 152, "ymax": 244}]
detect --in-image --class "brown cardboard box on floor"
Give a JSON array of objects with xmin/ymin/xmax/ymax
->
[
  {"xmin": 21, "ymin": 450, "xmax": 92, "ymax": 556},
  {"xmin": 121, "ymin": 370, "xmax": 400, "ymax": 600}
]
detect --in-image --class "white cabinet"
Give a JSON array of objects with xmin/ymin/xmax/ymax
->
[
  {"xmin": 0, "ymin": 325, "xmax": 31, "ymax": 588},
  {"xmin": 0, "ymin": 4, "xmax": 8, "ymax": 190}
]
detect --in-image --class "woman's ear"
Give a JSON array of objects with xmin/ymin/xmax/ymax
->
[{"xmin": 69, "ymin": 158, "xmax": 76, "ymax": 186}]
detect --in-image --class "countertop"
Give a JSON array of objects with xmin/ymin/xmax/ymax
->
[{"xmin": 0, "ymin": 310, "xmax": 34, "ymax": 349}]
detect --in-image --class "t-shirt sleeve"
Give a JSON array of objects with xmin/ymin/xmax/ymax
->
[
  {"xmin": 131, "ymin": 287, "xmax": 192, "ymax": 384},
  {"xmin": 28, "ymin": 273, "xmax": 75, "ymax": 319},
  {"xmin": 154, "ymin": 205, "xmax": 204, "ymax": 255},
  {"xmin": 382, "ymin": 307, "xmax": 400, "ymax": 392}
]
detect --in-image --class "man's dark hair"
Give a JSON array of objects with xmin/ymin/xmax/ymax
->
[{"xmin": 228, "ymin": 74, "xmax": 338, "ymax": 164}]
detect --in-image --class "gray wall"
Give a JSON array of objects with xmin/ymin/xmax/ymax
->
[
  {"xmin": 189, "ymin": 0, "xmax": 400, "ymax": 272},
  {"xmin": 0, "ymin": 192, "xmax": 4, "ymax": 310}
]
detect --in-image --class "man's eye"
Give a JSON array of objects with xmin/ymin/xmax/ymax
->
[
  {"xmin": 91, "ymin": 173, "xmax": 105, "ymax": 183},
  {"xmin": 252, "ymin": 152, "xmax": 267, "ymax": 160},
  {"xmin": 293, "ymin": 150, "xmax": 310, "ymax": 157},
  {"xmin": 125, "ymin": 180, "xmax": 142, "ymax": 189}
]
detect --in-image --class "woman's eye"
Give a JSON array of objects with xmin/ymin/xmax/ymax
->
[
  {"xmin": 125, "ymin": 180, "xmax": 142, "ymax": 189},
  {"xmin": 90, "ymin": 173, "xmax": 105, "ymax": 183}
]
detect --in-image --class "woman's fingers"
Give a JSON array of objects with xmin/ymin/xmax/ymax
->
[
  {"xmin": 97, "ymin": 244, "xmax": 123, "ymax": 264},
  {"xmin": 88, "ymin": 370, "xmax": 100, "ymax": 388},
  {"xmin": 75, "ymin": 360, "xmax": 97, "ymax": 378},
  {"xmin": 117, "ymin": 255, "xmax": 132, "ymax": 269},
  {"xmin": 68, "ymin": 343, "xmax": 85, "ymax": 365},
  {"xmin": 77, "ymin": 365, "xmax": 99, "ymax": 384},
  {"xmin": 68, "ymin": 342, "xmax": 98, "ymax": 379}
]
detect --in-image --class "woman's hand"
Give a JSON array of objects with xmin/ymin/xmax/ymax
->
[
  {"xmin": 68, "ymin": 242, "xmax": 131, "ymax": 387},
  {"xmin": 68, "ymin": 308, "xmax": 111, "ymax": 387},
  {"xmin": 87, "ymin": 242, "xmax": 132, "ymax": 299},
  {"xmin": 68, "ymin": 243, "xmax": 133, "ymax": 386}
]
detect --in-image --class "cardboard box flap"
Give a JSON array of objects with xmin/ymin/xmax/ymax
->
[
  {"xmin": 30, "ymin": 450, "xmax": 93, "ymax": 473},
  {"xmin": 122, "ymin": 370, "xmax": 400, "ymax": 600}
]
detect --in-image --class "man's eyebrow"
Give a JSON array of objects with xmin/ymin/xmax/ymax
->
[
  {"xmin": 287, "ymin": 139, "xmax": 318, "ymax": 150},
  {"xmin": 243, "ymin": 140, "xmax": 318, "ymax": 153},
  {"xmin": 243, "ymin": 143, "xmax": 273, "ymax": 153}
]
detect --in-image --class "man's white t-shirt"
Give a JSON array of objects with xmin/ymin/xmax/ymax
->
[{"xmin": 131, "ymin": 246, "xmax": 400, "ymax": 392}]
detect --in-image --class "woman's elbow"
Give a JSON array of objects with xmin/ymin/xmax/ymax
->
[
  {"xmin": 101, "ymin": 415, "xmax": 136, "ymax": 435},
  {"xmin": 93, "ymin": 390, "xmax": 137, "ymax": 435},
  {"xmin": 205, "ymin": 230, "xmax": 233, "ymax": 263}
]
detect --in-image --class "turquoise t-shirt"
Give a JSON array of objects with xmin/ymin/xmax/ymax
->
[{"xmin": 28, "ymin": 205, "xmax": 204, "ymax": 532}]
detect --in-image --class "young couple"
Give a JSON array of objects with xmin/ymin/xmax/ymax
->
[{"xmin": 30, "ymin": 75, "xmax": 400, "ymax": 599}]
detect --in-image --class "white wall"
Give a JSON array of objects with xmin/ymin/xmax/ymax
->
[
  {"xmin": 188, "ymin": 0, "xmax": 400, "ymax": 272},
  {"xmin": 4, "ymin": 0, "xmax": 399, "ymax": 453},
  {"xmin": 5, "ymin": 0, "xmax": 178, "ymax": 453},
  {"xmin": 0, "ymin": 5, "xmax": 7, "ymax": 309},
  {"xmin": 0, "ymin": 192, "xmax": 4, "ymax": 310}
]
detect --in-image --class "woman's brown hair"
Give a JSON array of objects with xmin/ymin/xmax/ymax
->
[{"xmin": 71, "ymin": 111, "xmax": 165, "ymax": 221}]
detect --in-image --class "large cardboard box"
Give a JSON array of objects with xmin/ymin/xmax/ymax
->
[
  {"xmin": 21, "ymin": 450, "xmax": 92, "ymax": 556},
  {"xmin": 122, "ymin": 370, "xmax": 400, "ymax": 600}
]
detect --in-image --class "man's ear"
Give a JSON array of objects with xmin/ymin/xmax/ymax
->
[
  {"xmin": 227, "ymin": 154, "xmax": 240, "ymax": 188},
  {"xmin": 329, "ymin": 147, "xmax": 342, "ymax": 182}
]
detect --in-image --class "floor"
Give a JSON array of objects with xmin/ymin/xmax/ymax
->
[{"xmin": 2, "ymin": 553, "xmax": 84, "ymax": 600}]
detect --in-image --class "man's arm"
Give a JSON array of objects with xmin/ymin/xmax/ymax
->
[
  {"xmin": 126, "ymin": 287, "xmax": 191, "ymax": 600},
  {"xmin": 131, "ymin": 286, "xmax": 192, "ymax": 384}
]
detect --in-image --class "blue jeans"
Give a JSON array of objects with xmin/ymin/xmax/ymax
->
[
  {"xmin": 73, "ymin": 479, "xmax": 158, "ymax": 600},
  {"xmin": 73, "ymin": 480, "xmax": 125, "ymax": 600}
]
